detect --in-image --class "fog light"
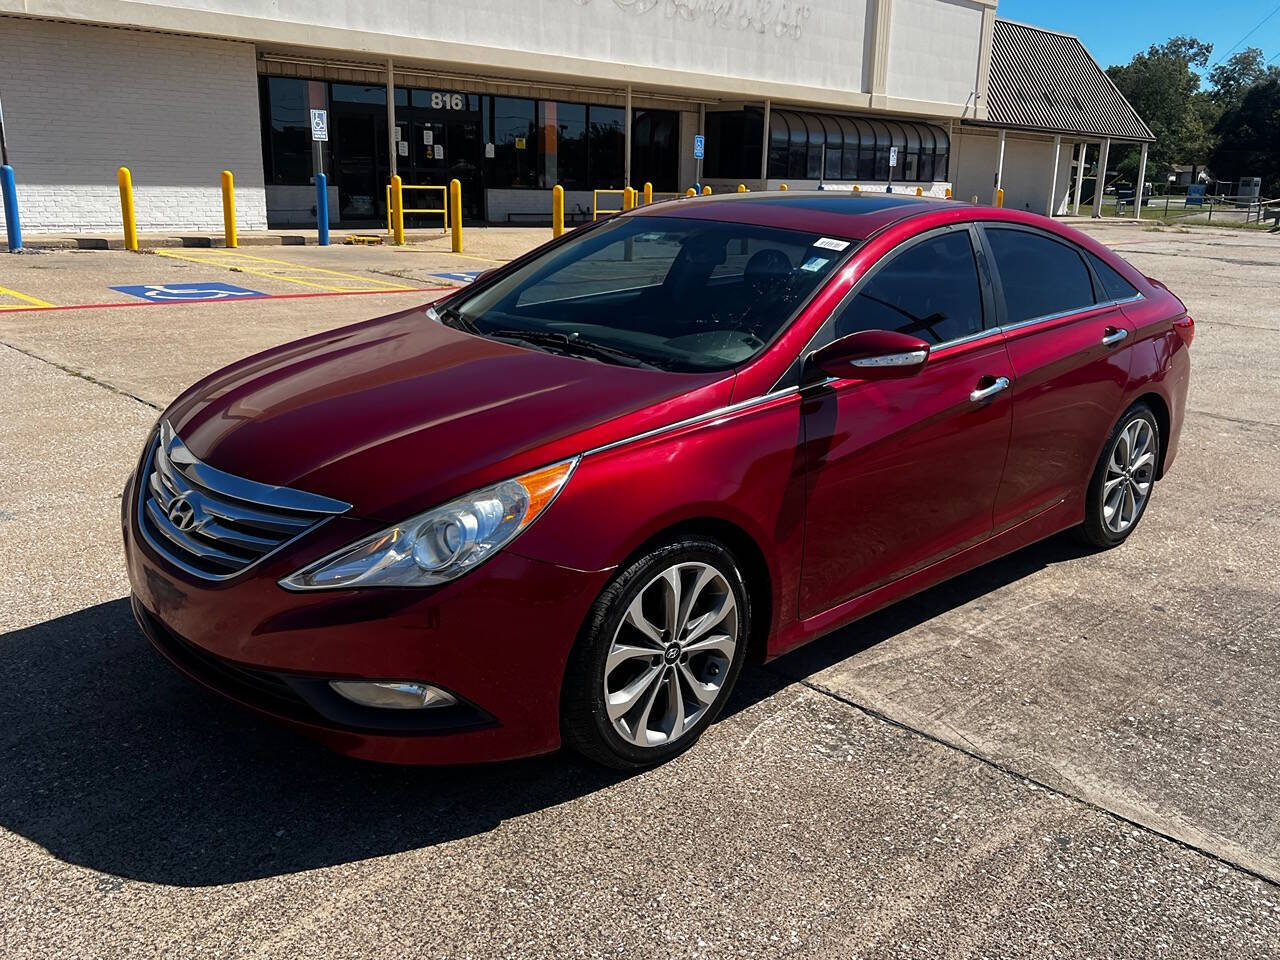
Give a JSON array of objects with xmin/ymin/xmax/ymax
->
[{"xmin": 329, "ymin": 680, "xmax": 457, "ymax": 710}]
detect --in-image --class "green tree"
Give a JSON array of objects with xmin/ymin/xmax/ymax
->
[
  {"xmin": 1211, "ymin": 78, "xmax": 1280, "ymax": 194},
  {"xmin": 1106, "ymin": 36, "xmax": 1214, "ymax": 183},
  {"xmin": 1209, "ymin": 48, "xmax": 1280, "ymax": 107}
]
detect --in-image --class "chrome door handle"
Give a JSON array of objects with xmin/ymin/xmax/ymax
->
[
  {"xmin": 970, "ymin": 376, "xmax": 1010, "ymax": 403},
  {"xmin": 1102, "ymin": 327, "xmax": 1129, "ymax": 346}
]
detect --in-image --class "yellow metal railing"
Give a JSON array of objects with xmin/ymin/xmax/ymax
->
[
  {"xmin": 385, "ymin": 183, "xmax": 449, "ymax": 231},
  {"xmin": 593, "ymin": 189, "xmax": 626, "ymax": 220}
]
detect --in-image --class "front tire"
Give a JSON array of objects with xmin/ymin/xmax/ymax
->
[
  {"xmin": 1078, "ymin": 402, "xmax": 1160, "ymax": 548},
  {"xmin": 561, "ymin": 537, "xmax": 750, "ymax": 769}
]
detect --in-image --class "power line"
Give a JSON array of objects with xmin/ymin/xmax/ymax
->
[{"xmin": 1209, "ymin": 1, "xmax": 1280, "ymax": 68}]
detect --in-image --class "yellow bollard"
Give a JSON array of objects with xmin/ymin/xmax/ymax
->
[
  {"xmin": 915, "ymin": 187, "xmax": 923, "ymax": 197},
  {"xmin": 853, "ymin": 185, "xmax": 860, "ymax": 192},
  {"xmin": 702, "ymin": 185, "xmax": 711, "ymax": 196},
  {"xmin": 971, "ymin": 195, "xmax": 979, "ymax": 206},
  {"xmin": 996, "ymin": 188, "xmax": 1005, "ymax": 208},
  {"xmin": 945, "ymin": 187, "xmax": 953, "ymax": 199},
  {"xmin": 450, "ymin": 179, "xmax": 462, "ymax": 252},
  {"xmin": 643, "ymin": 182, "xmax": 653, "ymax": 205},
  {"xmin": 623, "ymin": 187, "xmax": 636, "ymax": 211},
  {"xmin": 779, "ymin": 183, "xmax": 788, "ymax": 191},
  {"xmin": 685, "ymin": 187, "xmax": 696, "ymax": 197},
  {"xmin": 220, "ymin": 170, "xmax": 237, "ymax": 248},
  {"xmin": 117, "ymin": 166, "xmax": 138, "ymax": 252},
  {"xmin": 390, "ymin": 175, "xmax": 406, "ymax": 246},
  {"xmin": 737, "ymin": 183, "xmax": 748, "ymax": 193},
  {"xmin": 552, "ymin": 184, "xmax": 564, "ymax": 239}
]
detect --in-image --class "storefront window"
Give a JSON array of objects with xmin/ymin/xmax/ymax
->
[
  {"xmin": 492, "ymin": 97, "xmax": 538, "ymax": 188},
  {"xmin": 540, "ymin": 101, "xmax": 587, "ymax": 189},
  {"xmin": 588, "ymin": 106, "xmax": 625, "ymax": 190},
  {"xmin": 259, "ymin": 77, "xmax": 318, "ymax": 186},
  {"xmin": 764, "ymin": 110, "xmax": 950, "ymax": 183},
  {"xmin": 702, "ymin": 108, "xmax": 763, "ymax": 180}
]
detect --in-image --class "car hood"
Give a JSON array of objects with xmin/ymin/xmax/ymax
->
[{"xmin": 167, "ymin": 306, "xmax": 729, "ymax": 520}]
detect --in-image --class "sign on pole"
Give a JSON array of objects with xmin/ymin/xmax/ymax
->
[
  {"xmin": 310, "ymin": 109, "xmax": 329, "ymax": 142},
  {"xmin": 888, "ymin": 146, "xmax": 898, "ymax": 168},
  {"xmin": 693, "ymin": 135, "xmax": 705, "ymax": 160}
]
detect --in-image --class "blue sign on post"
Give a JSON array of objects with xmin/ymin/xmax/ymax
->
[
  {"xmin": 111, "ymin": 282, "xmax": 266, "ymax": 302},
  {"xmin": 693, "ymin": 135, "xmax": 705, "ymax": 160},
  {"xmin": 1185, "ymin": 184, "xmax": 1206, "ymax": 207}
]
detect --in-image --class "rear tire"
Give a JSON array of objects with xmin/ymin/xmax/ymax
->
[
  {"xmin": 561, "ymin": 537, "xmax": 750, "ymax": 769},
  {"xmin": 1078, "ymin": 402, "xmax": 1160, "ymax": 549}
]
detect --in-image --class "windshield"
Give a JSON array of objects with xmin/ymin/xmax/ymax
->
[{"xmin": 441, "ymin": 215, "xmax": 850, "ymax": 372}]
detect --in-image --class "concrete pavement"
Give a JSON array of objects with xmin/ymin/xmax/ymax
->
[{"xmin": 1, "ymin": 221, "xmax": 1278, "ymax": 958}]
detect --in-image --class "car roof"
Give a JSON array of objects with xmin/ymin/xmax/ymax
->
[{"xmin": 629, "ymin": 189, "xmax": 952, "ymax": 240}]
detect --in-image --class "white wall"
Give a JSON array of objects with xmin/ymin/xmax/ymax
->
[
  {"xmin": 952, "ymin": 132, "xmax": 1076, "ymax": 215},
  {"xmin": 886, "ymin": 0, "xmax": 984, "ymax": 107},
  {"xmin": 0, "ymin": 18, "xmax": 267, "ymax": 235},
  {"xmin": 2, "ymin": 0, "xmax": 990, "ymax": 115}
]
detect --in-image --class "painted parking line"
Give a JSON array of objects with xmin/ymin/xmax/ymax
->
[
  {"xmin": 154, "ymin": 248, "xmax": 413, "ymax": 293},
  {"xmin": 0, "ymin": 284, "xmax": 54, "ymax": 310},
  {"xmin": 431, "ymin": 271, "xmax": 484, "ymax": 284},
  {"xmin": 0, "ymin": 286, "xmax": 449, "ymax": 315}
]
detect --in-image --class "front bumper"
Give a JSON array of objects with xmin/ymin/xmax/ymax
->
[{"xmin": 123, "ymin": 473, "xmax": 612, "ymax": 764}]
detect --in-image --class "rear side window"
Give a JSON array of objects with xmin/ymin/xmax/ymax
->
[
  {"xmin": 832, "ymin": 230, "xmax": 984, "ymax": 344},
  {"xmin": 985, "ymin": 227, "xmax": 1095, "ymax": 324},
  {"xmin": 1087, "ymin": 252, "xmax": 1141, "ymax": 302}
]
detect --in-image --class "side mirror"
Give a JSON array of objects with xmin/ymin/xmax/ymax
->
[{"xmin": 806, "ymin": 329, "xmax": 930, "ymax": 382}]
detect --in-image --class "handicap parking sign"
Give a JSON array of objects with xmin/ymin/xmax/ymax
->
[
  {"xmin": 112, "ymin": 282, "xmax": 267, "ymax": 303},
  {"xmin": 431, "ymin": 271, "xmax": 484, "ymax": 285},
  {"xmin": 694, "ymin": 135, "xmax": 705, "ymax": 160}
]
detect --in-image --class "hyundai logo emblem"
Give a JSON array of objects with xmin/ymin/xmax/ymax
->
[{"xmin": 166, "ymin": 493, "xmax": 201, "ymax": 533}]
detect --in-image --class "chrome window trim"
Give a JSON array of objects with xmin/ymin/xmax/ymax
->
[{"xmin": 995, "ymin": 291, "xmax": 1146, "ymax": 336}]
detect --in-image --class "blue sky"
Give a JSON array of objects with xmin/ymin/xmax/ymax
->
[{"xmin": 996, "ymin": 0, "xmax": 1280, "ymax": 77}]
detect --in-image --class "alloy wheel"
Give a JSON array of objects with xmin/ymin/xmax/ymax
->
[
  {"xmin": 1102, "ymin": 417, "xmax": 1155, "ymax": 534},
  {"xmin": 603, "ymin": 561, "xmax": 739, "ymax": 748}
]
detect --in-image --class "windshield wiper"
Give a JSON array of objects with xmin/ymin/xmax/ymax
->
[
  {"xmin": 484, "ymin": 329, "xmax": 660, "ymax": 370},
  {"xmin": 433, "ymin": 301, "xmax": 480, "ymax": 334}
]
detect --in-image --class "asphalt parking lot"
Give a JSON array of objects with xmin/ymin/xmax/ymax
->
[{"xmin": 1, "ymin": 222, "xmax": 1278, "ymax": 958}]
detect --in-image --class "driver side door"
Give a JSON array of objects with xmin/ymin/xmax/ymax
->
[{"xmin": 799, "ymin": 225, "xmax": 1014, "ymax": 617}]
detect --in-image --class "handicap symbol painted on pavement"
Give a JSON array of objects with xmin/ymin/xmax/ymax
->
[
  {"xmin": 112, "ymin": 282, "xmax": 267, "ymax": 303},
  {"xmin": 430, "ymin": 271, "xmax": 484, "ymax": 285}
]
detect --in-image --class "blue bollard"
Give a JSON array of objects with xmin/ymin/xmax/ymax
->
[
  {"xmin": 315, "ymin": 172, "xmax": 330, "ymax": 246},
  {"xmin": 1, "ymin": 165, "xmax": 22, "ymax": 252}
]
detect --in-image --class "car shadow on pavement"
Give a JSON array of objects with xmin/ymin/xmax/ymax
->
[{"xmin": 0, "ymin": 535, "xmax": 1091, "ymax": 887}]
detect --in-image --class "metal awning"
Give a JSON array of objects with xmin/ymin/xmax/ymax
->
[{"xmin": 976, "ymin": 19, "xmax": 1154, "ymax": 143}]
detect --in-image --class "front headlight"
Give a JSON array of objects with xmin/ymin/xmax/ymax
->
[{"xmin": 280, "ymin": 458, "xmax": 577, "ymax": 590}]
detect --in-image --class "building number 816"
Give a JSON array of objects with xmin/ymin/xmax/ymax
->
[{"xmin": 431, "ymin": 93, "xmax": 467, "ymax": 110}]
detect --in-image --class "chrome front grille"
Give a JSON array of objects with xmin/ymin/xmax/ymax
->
[{"xmin": 137, "ymin": 420, "xmax": 350, "ymax": 580}]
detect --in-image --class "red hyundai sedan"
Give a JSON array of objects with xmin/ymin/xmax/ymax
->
[{"xmin": 123, "ymin": 192, "xmax": 1191, "ymax": 768}]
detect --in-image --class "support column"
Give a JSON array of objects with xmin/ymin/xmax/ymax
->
[
  {"xmin": 760, "ymin": 99, "xmax": 771, "ymax": 182},
  {"xmin": 386, "ymin": 59, "xmax": 397, "ymax": 180},
  {"xmin": 1046, "ymin": 134, "xmax": 1062, "ymax": 217},
  {"xmin": 1134, "ymin": 142, "xmax": 1149, "ymax": 221},
  {"xmin": 1093, "ymin": 137, "xmax": 1110, "ymax": 218},
  {"xmin": 624, "ymin": 85, "xmax": 632, "ymax": 188},
  {"xmin": 697, "ymin": 102, "xmax": 705, "ymax": 186},
  {"xmin": 1073, "ymin": 142, "xmax": 1087, "ymax": 215},
  {"xmin": 993, "ymin": 128, "xmax": 1006, "ymax": 205}
]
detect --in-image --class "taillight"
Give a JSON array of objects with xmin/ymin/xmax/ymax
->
[{"xmin": 1174, "ymin": 315, "xmax": 1194, "ymax": 347}]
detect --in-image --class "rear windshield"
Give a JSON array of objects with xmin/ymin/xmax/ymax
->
[{"xmin": 441, "ymin": 215, "xmax": 849, "ymax": 372}]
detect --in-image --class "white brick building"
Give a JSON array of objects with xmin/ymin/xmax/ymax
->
[{"xmin": 0, "ymin": 2, "xmax": 1151, "ymax": 236}]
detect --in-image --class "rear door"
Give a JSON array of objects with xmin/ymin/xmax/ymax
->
[
  {"xmin": 798, "ymin": 225, "xmax": 1014, "ymax": 617},
  {"xmin": 979, "ymin": 224, "xmax": 1137, "ymax": 532}
]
